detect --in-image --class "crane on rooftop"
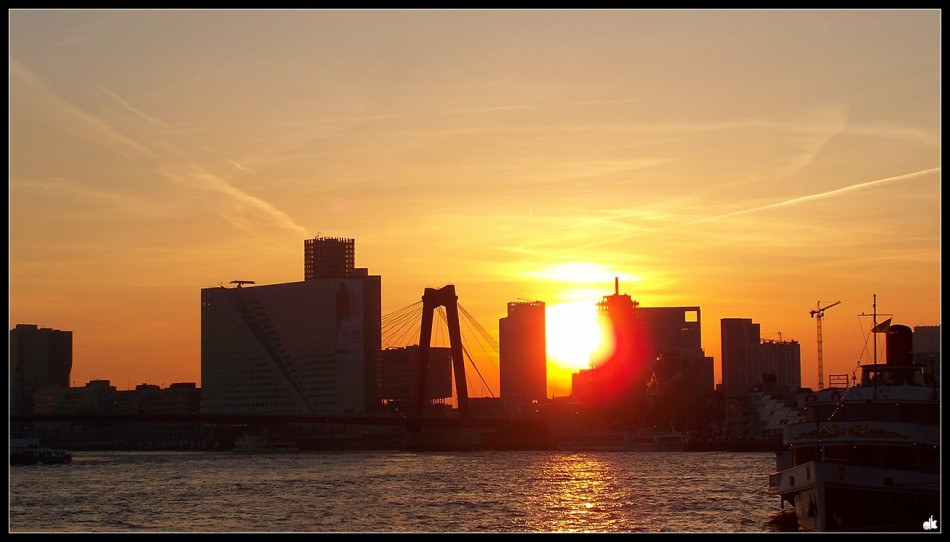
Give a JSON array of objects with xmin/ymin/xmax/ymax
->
[{"xmin": 810, "ymin": 300, "xmax": 841, "ymax": 390}]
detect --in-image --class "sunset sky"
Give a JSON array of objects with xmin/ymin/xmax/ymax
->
[{"xmin": 9, "ymin": 9, "xmax": 941, "ymax": 399}]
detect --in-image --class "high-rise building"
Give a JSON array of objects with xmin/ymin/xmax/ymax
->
[
  {"xmin": 9, "ymin": 324, "xmax": 73, "ymax": 416},
  {"xmin": 202, "ymin": 238, "xmax": 381, "ymax": 415},
  {"xmin": 912, "ymin": 325, "xmax": 940, "ymax": 385},
  {"xmin": 499, "ymin": 300, "xmax": 546, "ymax": 413},
  {"xmin": 647, "ymin": 349, "xmax": 716, "ymax": 434},
  {"xmin": 581, "ymin": 279, "xmax": 705, "ymax": 400},
  {"xmin": 720, "ymin": 318, "xmax": 803, "ymax": 441},
  {"xmin": 570, "ymin": 279, "xmax": 712, "ymax": 431},
  {"xmin": 721, "ymin": 318, "xmax": 802, "ymax": 393},
  {"xmin": 759, "ymin": 338, "xmax": 802, "ymax": 392},
  {"xmin": 596, "ymin": 279, "xmax": 703, "ymax": 370},
  {"xmin": 304, "ymin": 236, "xmax": 355, "ymax": 280},
  {"xmin": 720, "ymin": 318, "xmax": 762, "ymax": 389}
]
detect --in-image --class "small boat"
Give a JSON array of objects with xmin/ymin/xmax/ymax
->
[
  {"xmin": 37, "ymin": 447, "xmax": 73, "ymax": 465},
  {"xmin": 768, "ymin": 307, "xmax": 939, "ymax": 532},
  {"xmin": 11, "ymin": 437, "xmax": 72, "ymax": 465}
]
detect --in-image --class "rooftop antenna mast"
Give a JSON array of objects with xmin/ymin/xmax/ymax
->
[
  {"xmin": 860, "ymin": 294, "xmax": 893, "ymax": 365},
  {"xmin": 810, "ymin": 300, "xmax": 841, "ymax": 390},
  {"xmin": 872, "ymin": 294, "xmax": 878, "ymax": 365}
]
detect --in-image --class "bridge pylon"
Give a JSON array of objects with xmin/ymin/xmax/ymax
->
[{"xmin": 415, "ymin": 285, "xmax": 470, "ymax": 420}]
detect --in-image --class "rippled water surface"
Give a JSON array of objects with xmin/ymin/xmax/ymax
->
[{"xmin": 10, "ymin": 450, "xmax": 793, "ymax": 533}]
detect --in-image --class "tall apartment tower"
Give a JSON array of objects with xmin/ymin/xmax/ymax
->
[
  {"xmin": 305, "ymin": 237, "xmax": 355, "ymax": 279},
  {"xmin": 10, "ymin": 324, "xmax": 73, "ymax": 416},
  {"xmin": 499, "ymin": 300, "xmax": 547, "ymax": 414},
  {"xmin": 720, "ymin": 318, "xmax": 762, "ymax": 389}
]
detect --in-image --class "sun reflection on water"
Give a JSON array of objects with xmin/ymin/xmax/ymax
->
[{"xmin": 524, "ymin": 453, "xmax": 645, "ymax": 533}]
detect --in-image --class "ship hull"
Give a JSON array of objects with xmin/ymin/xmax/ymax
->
[{"xmin": 771, "ymin": 460, "xmax": 940, "ymax": 531}]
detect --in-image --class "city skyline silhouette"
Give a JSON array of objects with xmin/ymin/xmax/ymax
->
[{"xmin": 10, "ymin": 9, "xmax": 940, "ymax": 397}]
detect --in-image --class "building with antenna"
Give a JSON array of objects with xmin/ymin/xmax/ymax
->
[{"xmin": 571, "ymin": 278, "xmax": 712, "ymax": 430}]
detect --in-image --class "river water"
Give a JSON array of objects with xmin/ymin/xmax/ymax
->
[{"xmin": 9, "ymin": 450, "xmax": 797, "ymax": 533}]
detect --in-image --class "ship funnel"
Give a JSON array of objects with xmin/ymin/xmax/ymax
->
[{"xmin": 885, "ymin": 324, "xmax": 913, "ymax": 365}]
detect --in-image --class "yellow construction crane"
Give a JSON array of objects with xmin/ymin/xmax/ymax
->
[{"xmin": 810, "ymin": 300, "xmax": 841, "ymax": 390}]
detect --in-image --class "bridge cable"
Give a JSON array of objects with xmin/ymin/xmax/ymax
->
[
  {"xmin": 382, "ymin": 301, "xmax": 423, "ymax": 348},
  {"xmin": 457, "ymin": 305, "xmax": 500, "ymax": 378},
  {"xmin": 436, "ymin": 307, "xmax": 496, "ymax": 398}
]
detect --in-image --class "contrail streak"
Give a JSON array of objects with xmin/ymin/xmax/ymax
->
[
  {"xmin": 100, "ymin": 86, "xmax": 171, "ymax": 130},
  {"xmin": 166, "ymin": 167, "xmax": 310, "ymax": 238},
  {"xmin": 680, "ymin": 167, "xmax": 940, "ymax": 227},
  {"xmin": 10, "ymin": 59, "xmax": 159, "ymax": 158},
  {"xmin": 570, "ymin": 167, "xmax": 939, "ymax": 251}
]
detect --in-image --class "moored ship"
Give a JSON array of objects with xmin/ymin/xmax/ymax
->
[
  {"xmin": 768, "ymin": 318, "xmax": 939, "ymax": 531},
  {"xmin": 11, "ymin": 437, "xmax": 72, "ymax": 466}
]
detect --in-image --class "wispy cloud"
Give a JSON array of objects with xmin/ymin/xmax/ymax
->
[
  {"xmin": 9, "ymin": 58, "xmax": 160, "ymax": 159},
  {"xmin": 199, "ymin": 146, "xmax": 258, "ymax": 174},
  {"xmin": 99, "ymin": 86, "xmax": 171, "ymax": 130},
  {"xmin": 11, "ymin": 176, "xmax": 176, "ymax": 219},
  {"xmin": 13, "ymin": 58, "xmax": 305, "ymax": 243},
  {"xmin": 164, "ymin": 166, "xmax": 310, "ymax": 239},
  {"xmin": 773, "ymin": 104, "xmax": 850, "ymax": 181},
  {"xmin": 337, "ymin": 98, "xmax": 651, "ymax": 124}
]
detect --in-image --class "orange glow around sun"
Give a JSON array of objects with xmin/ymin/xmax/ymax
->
[{"xmin": 546, "ymin": 301, "xmax": 614, "ymax": 371}]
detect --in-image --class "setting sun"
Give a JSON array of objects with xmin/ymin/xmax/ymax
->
[{"xmin": 546, "ymin": 301, "xmax": 613, "ymax": 371}]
